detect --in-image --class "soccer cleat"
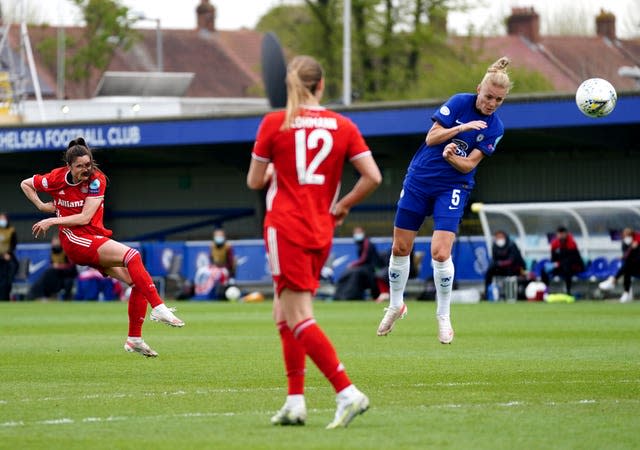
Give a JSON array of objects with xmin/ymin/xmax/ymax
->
[
  {"xmin": 124, "ymin": 339, "xmax": 158, "ymax": 357},
  {"xmin": 326, "ymin": 390, "xmax": 369, "ymax": 429},
  {"xmin": 270, "ymin": 403, "xmax": 307, "ymax": 426},
  {"xmin": 437, "ymin": 315, "xmax": 454, "ymax": 344},
  {"xmin": 598, "ymin": 276, "xmax": 616, "ymax": 291},
  {"xmin": 150, "ymin": 306, "xmax": 185, "ymax": 327},
  {"xmin": 376, "ymin": 303, "xmax": 408, "ymax": 336},
  {"xmin": 620, "ymin": 290, "xmax": 633, "ymax": 303}
]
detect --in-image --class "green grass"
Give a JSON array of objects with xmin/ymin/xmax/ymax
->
[{"xmin": 1, "ymin": 300, "xmax": 639, "ymax": 450}]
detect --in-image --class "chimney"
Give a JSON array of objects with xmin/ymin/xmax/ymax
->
[
  {"xmin": 196, "ymin": 0, "xmax": 216, "ymax": 33},
  {"xmin": 506, "ymin": 7, "xmax": 540, "ymax": 43},
  {"xmin": 596, "ymin": 9, "xmax": 616, "ymax": 40}
]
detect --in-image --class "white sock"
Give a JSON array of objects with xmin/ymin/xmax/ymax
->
[
  {"xmin": 286, "ymin": 394, "xmax": 305, "ymax": 409},
  {"xmin": 388, "ymin": 254, "xmax": 410, "ymax": 308},
  {"xmin": 127, "ymin": 336, "xmax": 143, "ymax": 343},
  {"xmin": 433, "ymin": 257, "xmax": 454, "ymax": 317},
  {"xmin": 152, "ymin": 303, "xmax": 168, "ymax": 313},
  {"xmin": 337, "ymin": 384, "xmax": 358, "ymax": 400}
]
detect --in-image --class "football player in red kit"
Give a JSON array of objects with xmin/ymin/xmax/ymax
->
[
  {"xmin": 247, "ymin": 55, "xmax": 382, "ymax": 429},
  {"xmin": 20, "ymin": 137, "xmax": 184, "ymax": 357}
]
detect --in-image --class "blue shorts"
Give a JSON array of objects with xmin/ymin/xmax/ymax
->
[{"xmin": 394, "ymin": 183, "xmax": 469, "ymax": 233}]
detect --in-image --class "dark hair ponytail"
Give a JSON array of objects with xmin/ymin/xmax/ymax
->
[
  {"xmin": 64, "ymin": 136, "xmax": 95, "ymax": 167},
  {"xmin": 67, "ymin": 137, "xmax": 87, "ymax": 150}
]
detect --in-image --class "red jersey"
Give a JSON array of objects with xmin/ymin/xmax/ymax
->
[
  {"xmin": 252, "ymin": 107, "xmax": 371, "ymax": 248},
  {"xmin": 32, "ymin": 167, "xmax": 112, "ymax": 238}
]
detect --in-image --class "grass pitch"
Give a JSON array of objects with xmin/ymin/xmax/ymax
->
[{"xmin": 1, "ymin": 300, "xmax": 639, "ymax": 450}]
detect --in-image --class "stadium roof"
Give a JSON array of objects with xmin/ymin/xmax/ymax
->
[{"xmin": 0, "ymin": 92, "xmax": 637, "ymax": 154}]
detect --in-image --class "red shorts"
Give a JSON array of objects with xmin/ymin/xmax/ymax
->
[
  {"xmin": 59, "ymin": 228, "xmax": 110, "ymax": 268},
  {"xmin": 264, "ymin": 226, "xmax": 331, "ymax": 297}
]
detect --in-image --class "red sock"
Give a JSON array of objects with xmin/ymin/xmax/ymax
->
[
  {"xmin": 277, "ymin": 321, "xmax": 306, "ymax": 395},
  {"xmin": 124, "ymin": 249, "xmax": 163, "ymax": 308},
  {"xmin": 127, "ymin": 287, "xmax": 147, "ymax": 338},
  {"xmin": 293, "ymin": 319, "xmax": 351, "ymax": 393}
]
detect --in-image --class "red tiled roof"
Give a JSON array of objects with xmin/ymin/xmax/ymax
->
[
  {"xmin": 451, "ymin": 33, "xmax": 640, "ymax": 93},
  {"xmin": 7, "ymin": 25, "xmax": 264, "ymax": 99},
  {"xmin": 7, "ymin": 21, "xmax": 640, "ymax": 100}
]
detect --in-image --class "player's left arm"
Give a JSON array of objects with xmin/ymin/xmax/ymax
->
[
  {"xmin": 442, "ymin": 144, "xmax": 485, "ymax": 173},
  {"xmin": 32, "ymin": 196, "xmax": 103, "ymax": 239},
  {"xmin": 247, "ymin": 159, "xmax": 273, "ymax": 190}
]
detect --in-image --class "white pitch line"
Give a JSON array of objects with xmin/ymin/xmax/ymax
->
[
  {"xmin": 0, "ymin": 387, "xmax": 290, "ymax": 406},
  {"xmin": 3, "ymin": 398, "xmax": 638, "ymax": 429}
]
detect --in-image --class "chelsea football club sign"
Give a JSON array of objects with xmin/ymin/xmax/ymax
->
[{"xmin": 0, "ymin": 125, "xmax": 141, "ymax": 151}]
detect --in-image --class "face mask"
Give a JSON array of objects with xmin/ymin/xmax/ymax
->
[
  {"xmin": 623, "ymin": 236, "xmax": 633, "ymax": 245},
  {"xmin": 353, "ymin": 233, "xmax": 365, "ymax": 242},
  {"xmin": 214, "ymin": 237, "xmax": 225, "ymax": 246},
  {"xmin": 0, "ymin": 219, "xmax": 6, "ymax": 228},
  {"xmin": 495, "ymin": 238, "xmax": 506, "ymax": 248}
]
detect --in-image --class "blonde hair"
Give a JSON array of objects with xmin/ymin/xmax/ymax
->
[
  {"xmin": 480, "ymin": 56, "xmax": 512, "ymax": 92},
  {"xmin": 281, "ymin": 55, "xmax": 324, "ymax": 130}
]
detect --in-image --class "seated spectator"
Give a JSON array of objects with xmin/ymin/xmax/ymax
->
[
  {"xmin": 28, "ymin": 236, "xmax": 77, "ymax": 300},
  {"xmin": 75, "ymin": 267, "xmax": 123, "ymax": 301},
  {"xmin": 334, "ymin": 226, "xmax": 382, "ymax": 300},
  {"xmin": 211, "ymin": 228, "xmax": 236, "ymax": 277},
  {"xmin": 599, "ymin": 227, "xmax": 640, "ymax": 303},
  {"xmin": 205, "ymin": 227, "xmax": 236, "ymax": 298},
  {"xmin": 0, "ymin": 212, "xmax": 18, "ymax": 301},
  {"xmin": 192, "ymin": 264, "xmax": 230, "ymax": 300},
  {"xmin": 540, "ymin": 226, "xmax": 585, "ymax": 295},
  {"xmin": 484, "ymin": 230, "xmax": 526, "ymax": 299}
]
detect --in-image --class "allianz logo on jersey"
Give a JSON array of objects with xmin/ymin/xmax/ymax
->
[{"xmin": 57, "ymin": 199, "xmax": 84, "ymax": 208}]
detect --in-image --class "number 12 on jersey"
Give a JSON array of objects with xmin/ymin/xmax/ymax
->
[{"xmin": 295, "ymin": 128, "xmax": 333, "ymax": 185}]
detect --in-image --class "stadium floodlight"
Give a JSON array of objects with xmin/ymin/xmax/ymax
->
[{"xmin": 130, "ymin": 11, "xmax": 163, "ymax": 72}]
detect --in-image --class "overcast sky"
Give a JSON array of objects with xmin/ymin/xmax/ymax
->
[{"xmin": 4, "ymin": 0, "xmax": 639, "ymax": 38}]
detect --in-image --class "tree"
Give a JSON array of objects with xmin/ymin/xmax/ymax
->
[
  {"xmin": 256, "ymin": 0, "xmax": 554, "ymax": 102},
  {"xmin": 67, "ymin": 0, "xmax": 138, "ymax": 96}
]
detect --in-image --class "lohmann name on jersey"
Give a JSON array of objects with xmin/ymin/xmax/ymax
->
[{"xmin": 291, "ymin": 116, "xmax": 338, "ymax": 130}]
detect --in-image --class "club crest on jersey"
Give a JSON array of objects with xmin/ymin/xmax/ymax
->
[
  {"xmin": 451, "ymin": 139, "xmax": 469, "ymax": 157},
  {"xmin": 42, "ymin": 178, "xmax": 48, "ymax": 188},
  {"xmin": 89, "ymin": 179, "xmax": 101, "ymax": 194},
  {"xmin": 81, "ymin": 187, "xmax": 88, "ymax": 193},
  {"xmin": 439, "ymin": 106, "xmax": 451, "ymax": 116}
]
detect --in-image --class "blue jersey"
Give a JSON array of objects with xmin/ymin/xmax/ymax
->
[{"xmin": 405, "ymin": 93, "xmax": 504, "ymax": 191}]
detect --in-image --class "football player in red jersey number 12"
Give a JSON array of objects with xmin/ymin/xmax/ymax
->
[
  {"xmin": 247, "ymin": 55, "xmax": 382, "ymax": 429},
  {"xmin": 20, "ymin": 137, "xmax": 184, "ymax": 357}
]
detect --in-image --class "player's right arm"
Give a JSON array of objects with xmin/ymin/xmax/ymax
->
[
  {"xmin": 247, "ymin": 114, "xmax": 277, "ymax": 190},
  {"xmin": 426, "ymin": 120, "xmax": 487, "ymax": 147},
  {"xmin": 20, "ymin": 177, "xmax": 55, "ymax": 214}
]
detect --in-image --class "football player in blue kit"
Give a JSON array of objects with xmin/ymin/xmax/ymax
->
[{"xmin": 377, "ymin": 56, "xmax": 512, "ymax": 343}]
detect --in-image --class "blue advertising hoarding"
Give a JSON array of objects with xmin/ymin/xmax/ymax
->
[{"xmin": 14, "ymin": 236, "xmax": 489, "ymax": 287}]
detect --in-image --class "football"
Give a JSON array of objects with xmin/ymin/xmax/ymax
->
[
  {"xmin": 225, "ymin": 285, "xmax": 241, "ymax": 301},
  {"xmin": 575, "ymin": 78, "xmax": 617, "ymax": 118}
]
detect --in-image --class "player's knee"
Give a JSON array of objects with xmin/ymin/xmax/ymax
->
[
  {"xmin": 392, "ymin": 241, "xmax": 412, "ymax": 257},
  {"xmin": 123, "ymin": 248, "xmax": 141, "ymax": 266},
  {"xmin": 431, "ymin": 249, "xmax": 450, "ymax": 262}
]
